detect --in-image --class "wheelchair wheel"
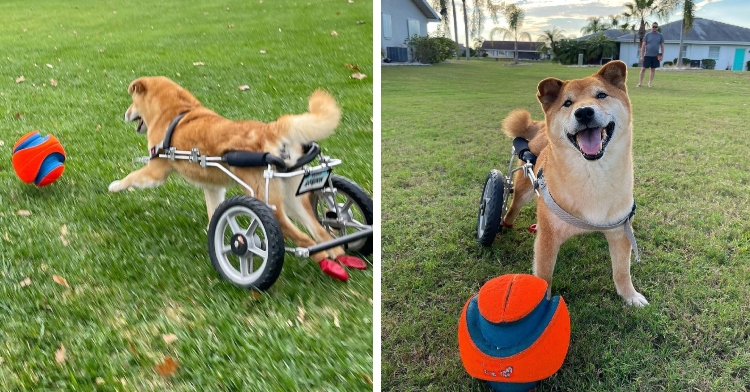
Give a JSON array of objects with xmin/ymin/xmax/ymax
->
[
  {"xmin": 310, "ymin": 175, "xmax": 373, "ymax": 256},
  {"xmin": 477, "ymin": 169, "xmax": 504, "ymax": 247},
  {"xmin": 208, "ymin": 195, "xmax": 285, "ymax": 291}
]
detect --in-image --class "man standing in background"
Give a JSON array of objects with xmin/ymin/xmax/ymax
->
[{"xmin": 638, "ymin": 22, "xmax": 665, "ymax": 87}]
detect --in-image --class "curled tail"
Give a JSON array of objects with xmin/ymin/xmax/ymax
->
[
  {"xmin": 276, "ymin": 90, "xmax": 341, "ymax": 144},
  {"xmin": 501, "ymin": 109, "xmax": 543, "ymax": 141}
]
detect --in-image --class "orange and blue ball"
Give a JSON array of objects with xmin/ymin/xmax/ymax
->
[
  {"xmin": 458, "ymin": 274, "xmax": 570, "ymax": 391},
  {"xmin": 12, "ymin": 131, "xmax": 66, "ymax": 187}
]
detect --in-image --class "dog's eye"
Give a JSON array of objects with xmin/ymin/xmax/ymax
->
[
  {"xmin": 596, "ymin": 92, "xmax": 607, "ymax": 99},
  {"xmin": 563, "ymin": 100, "xmax": 573, "ymax": 107}
]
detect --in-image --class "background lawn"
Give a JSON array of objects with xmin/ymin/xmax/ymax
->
[
  {"xmin": 382, "ymin": 60, "xmax": 750, "ymax": 391},
  {"xmin": 0, "ymin": 0, "xmax": 372, "ymax": 390}
]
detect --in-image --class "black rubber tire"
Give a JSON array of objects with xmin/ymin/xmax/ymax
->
[
  {"xmin": 310, "ymin": 175, "xmax": 374, "ymax": 256},
  {"xmin": 207, "ymin": 195, "xmax": 285, "ymax": 291},
  {"xmin": 477, "ymin": 169, "xmax": 504, "ymax": 247}
]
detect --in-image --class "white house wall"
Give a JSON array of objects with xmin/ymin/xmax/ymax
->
[
  {"xmin": 619, "ymin": 41, "xmax": 750, "ymax": 70},
  {"xmin": 381, "ymin": 0, "xmax": 430, "ymax": 54}
]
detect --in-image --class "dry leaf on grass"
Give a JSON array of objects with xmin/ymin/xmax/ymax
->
[
  {"xmin": 227, "ymin": 24, "xmax": 234, "ymax": 28},
  {"xmin": 46, "ymin": 64, "xmax": 53, "ymax": 69},
  {"xmin": 350, "ymin": 72, "xmax": 367, "ymax": 80},
  {"xmin": 297, "ymin": 306, "xmax": 306, "ymax": 324},
  {"xmin": 344, "ymin": 63, "xmax": 360, "ymax": 72},
  {"xmin": 237, "ymin": 85, "xmax": 250, "ymax": 91},
  {"xmin": 363, "ymin": 374, "xmax": 373, "ymax": 384},
  {"xmin": 357, "ymin": 20, "xmax": 366, "ymax": 24},
  {"xmin": 55, "ymin": 344, "xmax": 66, "ymax": 364},
  {"xmin": 17, "ymin": 210, "xmax": 31, "ymax": 217},
  {"xmin": 96, "ymin": 377, "xmax": 105, "ymax": 385},
  {"xmin": 96, "ymin": 124, "xmax": 102, "ymax": 130},
  {"xmin": 162, "ymin": 334, "xmax": 178, "ymax": 344},
  {"xmin": 53, "ymin": 275, "xmax": 69, "ymax": 288},
  {"xmin": 331, "ymin": 31, "xmax": 338, "ymax": 37},
  {"xmin": 156, "ymin": 357, "xmax": 179, "ymax": 378},
  {"xmin": 333, "ymin": 313, "xmax": 340, "ymax": 328},
  {"xmin": 50, "ymin": 79, "xmax": 58, "ymax": 87},
  {"xmin": 16, "ymin": 75, "xmax": 25, "ymax": 83},
  {"xmin": 193, "ymin": 62, "xmax": 205, "ymax": 66},
  {"xmin": 259, "ymin": 49, "xmax": 267, "ymax": 54},
  {"xmin": 20, "ymin": 277, "xmax": 31, "ymax": 287}
]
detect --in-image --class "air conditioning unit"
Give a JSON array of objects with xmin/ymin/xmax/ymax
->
[{"xmin": 386, "ymin": 47, "xmax": 408, "ymax": 62}]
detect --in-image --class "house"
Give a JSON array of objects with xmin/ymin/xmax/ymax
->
[
  {"xmin": 479, "ymin": 41, "xmax": 541, "ymax": 60},
  {"xmin": 616, "ymin": 18, "xmax": 750, "ymax": 70},
  {"xmin": 381, "ymin": 0, "xmax": 441, "ymax": 62}
]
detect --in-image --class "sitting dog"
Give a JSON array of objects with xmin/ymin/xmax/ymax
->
[
  {"xmin": 109, "ymin": 76, "xmax": 365, "ymax": 281},
  {"xmin": 501, "ymin": 61, "xmax": 648, "ymax": 306}
]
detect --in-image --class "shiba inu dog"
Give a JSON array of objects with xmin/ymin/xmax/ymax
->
[{"xmin": 502, "ymin": 61, "xmax": 648, "ymax": 306}]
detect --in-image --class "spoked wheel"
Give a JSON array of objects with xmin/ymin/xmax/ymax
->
[
  {"xmin": 208, "ymin": 195, "xmax": 285, "ymax": 291},
  {"xmin": 310, "ymin": 175, "xmax": 373, "ymax": 256},
  {"xmin": 477, "ymin": 169, "xmax": 505, "ymax": 247}
]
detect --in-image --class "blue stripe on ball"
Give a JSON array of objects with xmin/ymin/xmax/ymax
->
[
  {"xmin": 35, "ymin": 152, "xmax": 65, "ymax": 186},
  {"xmin": 465, "ymin": 295, "xmax": 560, "ymax": 357},
  {"xmin": 488, "ymin": 380, "xmax": 539, "ymax": 392},
  {"xmin": 12, "ymin": 132, "xmax": 47, "ymax": 154}
]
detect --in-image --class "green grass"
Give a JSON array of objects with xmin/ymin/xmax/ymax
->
[
  {"xmin": 0, "ymin": 0, "xmax": 372, "ymax": 390},
  {"xmin": 382, "ymin": 59, "xmax": 750, "ymax": 391}
]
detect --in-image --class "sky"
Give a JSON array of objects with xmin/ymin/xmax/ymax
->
[{"xmin": 428, "ymin": 0, "xmax": 750, "ymax": 45}]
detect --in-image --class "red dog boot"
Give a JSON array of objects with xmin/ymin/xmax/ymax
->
[
  {"xmin": 336, "ymin": 255, "xmax": 367, "ymax": 270},
  {"xmin": 319, "ymin": 259, "xmax": 348, "ymax": 282}
]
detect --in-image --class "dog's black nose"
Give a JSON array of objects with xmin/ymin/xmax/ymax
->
[{"xmin": 574, "ymin": 107, "xmax": 595, "ymax": 122}]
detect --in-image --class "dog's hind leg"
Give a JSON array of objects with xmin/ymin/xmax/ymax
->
[
  {"xmin": 604, "ymin": 227, "xmax": 649, "ymax": 306},
  {"xmin": 203, "ymin": 186, "xmax": 226, "ymax": 223},
  {"xmin": 502, "ymin": 166, "xmax": 535, "ymax": 227}
]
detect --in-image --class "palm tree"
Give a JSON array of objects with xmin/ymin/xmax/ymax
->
[
  {"xmin": 620, "ymin": 0, "xmax": 665, "ymax": 65},
  {"xmin": 489, "ymin": 4, "xmax": 532, "ymax": 64},
  {"xmin": 536, "ymin": 27, "xmax": 566, "ymax": 60},
  {"xmin": 431, "ymin": 0, "xmax": 504, "ymax": 60},
  {"xmin": 585, "ymin": 33, "xmax": 617, "ymax": 63},
  {"xmin": 580, "ymin": 17, "xmax": 610, "ymax": 36},
  {"xmin": 660, "ymin": 0, "xmax": 712, "ymax": 67}
]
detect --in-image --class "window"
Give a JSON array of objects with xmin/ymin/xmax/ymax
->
[
  {"xmin": 407, "ymin": 18, "xmax": 420, "ymax": 38},
  {"xmin": 708, "ymin": 46, "xmax": 720, "ymax": 59},
  {"xmin": 681, "ymin": 44, "xmax": 689, "ymax": 58},
  {"xmin": 382, "ymin": 13, "xmax": 392, "ymax": 40}
]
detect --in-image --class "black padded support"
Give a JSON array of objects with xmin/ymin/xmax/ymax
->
[
  {"xmin": 222, "ymin": 142, "xmax": 320, "ymax": 171},
  {"xmin": 284, "ymin": 143, "xmax": 320, "ymax": 172},
  {"xmin": 513, "ymin": 137, "xmax": 537, "ymax": 164}
]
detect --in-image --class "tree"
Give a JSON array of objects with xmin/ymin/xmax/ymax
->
[
  {"xmin": 431, "ymin": 0, "xmax": 504, "ymax": 60},
  {"xmin": 620, "ymin": 0, "xmax": 665, "ymax": 65},
  {"xmin": 580, "ymin": 17, "xmax": 610, "ymax": 35},
  {"xmin": 489, "ymin": 4, "xmax": 532, "ymax": 64},
  {"xmin": 584, "ymin": 33, "xmax": 617, "ymax": 63},
  {"xmin": 536, "ymin": 27, "xmax": 566, "ymax": 60},
  {"xmin": 660, "ymin": 0, "xmax": 712, "ymax": 67},
  {"xmin": 555, "ymin": 39, "xmax": 587, "ymax": 65}
]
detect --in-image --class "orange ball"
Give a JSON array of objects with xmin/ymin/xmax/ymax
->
[{"xmin": 12, "ymin": 131, "xmax": 66, "ymax": 186}]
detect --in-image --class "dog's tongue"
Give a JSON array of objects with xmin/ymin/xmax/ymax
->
[{"xmin": 577, "ymin": 127, "xmax": 603, "ymax": 155}]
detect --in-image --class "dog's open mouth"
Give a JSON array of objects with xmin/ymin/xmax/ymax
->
[
  {"xmin": 135, "ymin": 117, "xmax": 145, "ymax": 133},
  {"xmin": 567, "ymin": 121, "xmax": 615, "ymax": 160}
]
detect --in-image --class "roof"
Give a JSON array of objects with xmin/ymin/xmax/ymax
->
[
  {"xmin": 616, "ymin": 18, "xmax": 750, "ymax": 43},
  {"xmin": 411, "ymin": 0, "xmax": 441, "ymax": 21},
  {"xmin": 480, "ymin": 41, "xmax": 538, "ymax": 51},
  {"xmin": 579, "ymin": 29, "xmax": 631, "ymax": 41}
]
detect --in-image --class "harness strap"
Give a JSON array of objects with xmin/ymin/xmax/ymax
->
[
  {"xmin": 537, "ymin": 171, "xmax": 640, "ymax": 262},
  {"xmin": 149, "ymin": 112, "xmax": 188, "ymax": 159}
]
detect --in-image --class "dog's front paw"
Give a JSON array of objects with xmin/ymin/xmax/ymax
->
[
  {"xmin": 624, "ymin": 292, "xmax": 649, "ymax": 307},
  {"xmin": 108, "ymin": 180, "xmax": 124, "ymax": 192}
]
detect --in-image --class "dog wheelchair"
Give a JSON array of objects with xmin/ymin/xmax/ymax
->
[
  {"xmin": 146, "ymin": 142, "xmax": 373, "ymax": 290},
  {"xmin": 476, "ymin": 137, "xmax": 537, "ymax": 246}
]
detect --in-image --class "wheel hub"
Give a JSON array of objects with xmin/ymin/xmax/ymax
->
[{"xmin": 230, "ymin": 234, "xmax": 249, "ymax": 255}]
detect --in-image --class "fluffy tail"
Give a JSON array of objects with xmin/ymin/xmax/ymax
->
[
  {"xmin": 501, "ymin": 109, "xmax": 542, "ymax": 140},
  {"xmin": 276, "ymin": 90, "xmax": 341, "ymax": 144}
]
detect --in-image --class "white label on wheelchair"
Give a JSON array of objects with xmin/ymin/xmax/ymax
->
[{"xmin": 296, "ymin": 169, "xmax": 332, "ymax": 195}]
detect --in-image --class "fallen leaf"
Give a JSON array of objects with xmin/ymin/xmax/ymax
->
[
  {"xmin": 162, "ymin": 334, "xmax": 178, "ymax": 344},
  {"xmin": 344, "ymin": 63, "xmax": 360, "ymax": 72},
  {"xmin": 14, "ymin": 113, "xmax": 22, "ymax": 120},
  {"xmin": 50, "ymin": 79, "xmax": 57, "ymax": 87},
  {"xmin": 334, "ymin": 313, "xmax": 340, "ymax": 328},
  {"xmin": 96, "ymin": 124, "xmax": 102, "ymax": 130},
  {"xmin": 349, "ymin": 0, "xmax": 354, "ymax": 3},
  {"xmin": 237, "ymin": 85, "xmax": 250, "ymax": 91},
  {"xmin": 193, "ymin": 62, "xmax": 205, "ymax": 66},
  {"xmin": 227, "ymin": 23, "xmax": 234, "ymax": 28},
  {"xmin": 96, "ymin": 377, "xmax": 105, "ymax": 385},
  {"xmin": 46, "ymin": 64, "xmax": 53, "ymax": 69},
  {"xmin": 55, "ymin": 344, "xmax": 66, "ymax": 364},
  {"xmin": 357, "ymin": 20, "xmax": 365, "ymax": 24},
  {"xmin": 155, "ymin": 357, "xmax": 179, "ymax": 378},
  {"xmin": 16, "ymin": 75, "xmax": 25, "ymax": 83},
  {"xmin": 297, "ymin": 306, "xmax": 306, "ymax": 324},
  {"xmin": 3, "ymin": 232, "xmax": 10, "ymax": 242},
  {"xmin": 363, "ymin": 374, "xmax": 373, "ymax": 384},
  {"xmin": 17, "ymin": 210, "xmax": 31, "ymax": 217},
  {"xmin": 20, "ymin": 277, "xmax": 31, "ymax": 287},
  {"xmin": 278, "ymin": 28, "xmax": 282, "ymax": 32},
  {"xmin": 128, "ymin": 343, "xmax": 138, "ymax": 356},
  {"xmin": 350, "ymin": 72, "xmax": 367, "ymax": 80},
  {"xmin": 60, "ymin": 225, "xmax": 68, "ymax": 236},
  {"xmin": 53, "ymin": 275, "xmax": 69, "ymax": 288},
  {"xmin": 259, "ymin": 49, "xmax": 267, "ymax": 54},
  {"xmin": 330, "ymin": 31, "xmax": 338, "ymax": 37}
]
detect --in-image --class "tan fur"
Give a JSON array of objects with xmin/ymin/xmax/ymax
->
[
  {"xmin": 109, "ymin": 76, "xmax": 345, "ymax": 263},
  {"xmin": 501, "ymin": 61, "xmax": 648, "ymax": 306}
]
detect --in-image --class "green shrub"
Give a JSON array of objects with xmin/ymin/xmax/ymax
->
[
  {"xmin": 746, "ymin": 60, "xmax": 750, "ymax": 71},
  {"xmin": 672, "ymin": 57, "xmax": 691, "ymax": 66},
  {"xmin": 701, "ymin": 59, "xmax": 716, "ymax": 69},
  {"xmin": 405, "ymin": 35, "xmax": 458, "ymax": 64},
  {"xmin": 663, "ymin": 61, "xmax": 673, "ymax": 67},
  {"xmin": 632, "ymin": 62, "xmax": 639, "ymax": 67}
]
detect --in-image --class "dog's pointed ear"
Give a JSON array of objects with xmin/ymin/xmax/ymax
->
[
  {"xmin": 597, "ymin": 60, "xmax": 627, "ymax": 91},
  {"xmin": 537, "ymin": 78, "xmax": 563, "ymax": 111},
  {"xmin": 128, "ymin": 79, "xmax": 146, "ymax": 95}
]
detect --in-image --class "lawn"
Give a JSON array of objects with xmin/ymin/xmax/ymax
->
[
  {"xmin": 381, "ymin": 59, "xmax": 750, "ymax": 391},
  {"xmin": 0, "ymin": 0, "xmax": 373, "ymax": 390}
]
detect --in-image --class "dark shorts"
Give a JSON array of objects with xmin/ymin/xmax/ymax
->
[{"xmin": 643, "ymin": 56, "xmax": 660, "ymax": 69}]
